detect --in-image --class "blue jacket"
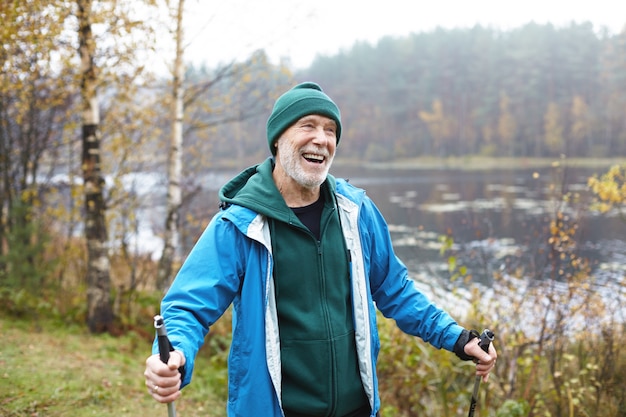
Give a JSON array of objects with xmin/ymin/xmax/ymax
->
[{"xmin": 155, "ymin": 172, "xmax": 464, "ymax": 417}]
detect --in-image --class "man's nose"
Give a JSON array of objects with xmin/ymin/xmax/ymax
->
[{"xmin": 312, "ymin": 126, "xmax": 330, "ymax": 145}]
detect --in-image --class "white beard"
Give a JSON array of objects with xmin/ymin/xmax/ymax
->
[{"xmin": 276, "ymin": 139, "xmax": 334, "ymax": 189}]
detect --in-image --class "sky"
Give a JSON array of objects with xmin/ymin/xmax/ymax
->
[{"xmin": 176, "ymin": 0, "xmax": 625, "ymax": 70}]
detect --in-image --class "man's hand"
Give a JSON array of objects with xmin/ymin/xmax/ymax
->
[
  {"xmin": 464, "ymin": 338, "xmax": 497, "ymax": 382},
  {"xmin": 144, "ymin": 350, "xmax": 186, "ymax": 403}
]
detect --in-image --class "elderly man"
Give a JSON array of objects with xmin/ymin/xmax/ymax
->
[{"xmin": 144, "ymin": 82, "xmax": 497, "ymax": 417}]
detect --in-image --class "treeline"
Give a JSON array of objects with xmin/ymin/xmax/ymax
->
[
  {"xmin": 291, "ymin": 23, "xmax": 626, "ymax": 161},
  {"xmin": 195, "ymin": 23, "xmax": 626, "ymax": 164}
]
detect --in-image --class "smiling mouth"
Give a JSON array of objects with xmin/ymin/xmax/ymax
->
[{"xmin": 302, "ymin": 153, "xmax": 325, "ymax": 164}]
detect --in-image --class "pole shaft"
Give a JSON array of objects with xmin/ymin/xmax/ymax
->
[
  {"xmin": 167, "ymin": 402, "xmax": 176, "ymax": 417},
  {"xmin": 468, "ymin": 375, "xmax": 481, "ymax": 417}
]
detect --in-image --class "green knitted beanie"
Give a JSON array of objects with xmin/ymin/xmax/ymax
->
[{"xmin": 266, "ymin": 82, "xmax": 342, "ymax": 156}]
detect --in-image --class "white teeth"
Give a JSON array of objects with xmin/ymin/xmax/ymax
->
[{"xmin": 303, "ymin": 153, "xmax": 324, "ymax": 161}]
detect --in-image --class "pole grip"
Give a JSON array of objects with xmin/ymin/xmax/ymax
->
[
  {"xmin": 478, "ymin": 329, "xmax": 494, "ymax": 354},
  {"xmin": 154, "ymin": 315, "xmax": 174, "ymax": 364},
  {"xmin": 154, "ymin": 315, "xmax": 186, "ymax": 379},
  {"xmin": 467, "ymin": 329, "xmax": 495, "ymax": 417},
  {"xmin": 153, "ymin": 315, "xmax": 181, "ymax": 417}
]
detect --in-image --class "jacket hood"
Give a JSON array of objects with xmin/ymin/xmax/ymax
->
[{"xmin": 218, "ymin": 157, "xmax": 337, "ymax": 222}]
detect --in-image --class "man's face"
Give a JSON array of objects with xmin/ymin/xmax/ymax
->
[{"xmin": 275, "ymin": 114, "xmax": 337, "ymax": 189}]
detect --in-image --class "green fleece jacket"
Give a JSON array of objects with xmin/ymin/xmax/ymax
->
[{"xmin": 220, "ymin": 158, "xmax": 368, "ymax": 416}]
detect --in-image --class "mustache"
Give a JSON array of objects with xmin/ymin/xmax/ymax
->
[{"xmin": 300, "ymin": 147, "xmax": 331, "ymax": 158}]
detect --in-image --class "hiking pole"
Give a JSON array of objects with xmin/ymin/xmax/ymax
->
[
  {"xmin": 468, "ymin": 329, "xmax": 495, "ymax": 417},
  {"xmin": 154, "ymin": 315, "xmax": 177, "ymax": 417}
]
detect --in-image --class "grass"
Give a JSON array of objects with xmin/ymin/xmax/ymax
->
[{"xmin": 0, "ymin": 316, "xmax": 227, "ymax": 417}]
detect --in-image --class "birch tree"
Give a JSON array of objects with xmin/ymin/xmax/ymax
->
[
  {"xmin": 156, "ymin": 0, "xmax": 185, "ymax": 291},
  {"xmin": 154, "ymin": 3, "xmax": 290, "ymax": 289},
  {"xmin": 77, "ymin": 0, "xmax": 113, "ymax": 333}
]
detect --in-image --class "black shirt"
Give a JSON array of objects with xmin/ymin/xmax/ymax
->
[{"xmin": 291, "ymin": 193, "xmax": 325, "ymax": 240}]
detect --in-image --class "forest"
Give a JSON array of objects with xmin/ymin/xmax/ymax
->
[
  {"xmin": 200, "ymin": 21, "xmax": 626, "ymax": 164},
  {"xmin": 1, "ymin": 1, "xmax": 626, "ymax": 416}
]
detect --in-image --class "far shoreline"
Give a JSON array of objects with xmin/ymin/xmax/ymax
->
[{"xmin": 332, "ymin": 156, "xmax": 626, "ymax": 172}]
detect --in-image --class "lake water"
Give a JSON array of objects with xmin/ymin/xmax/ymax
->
[
  {"xmin": 329, "ymin": 164, "xmax": 626, "ymax": 288},
  {"xmin": 130, "ymin": 163, "xmax": 625, "ymax": 316}
]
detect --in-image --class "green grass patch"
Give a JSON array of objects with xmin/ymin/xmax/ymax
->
[{"xmin": 0, "ymin": 316, "xmax": 227, "ymax": 417}]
